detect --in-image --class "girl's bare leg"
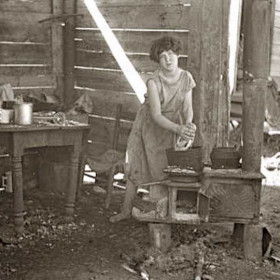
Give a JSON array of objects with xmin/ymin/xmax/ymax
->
[{"xmin": 109, "ymin": 179, "xmax": 137, "ymax": 223}]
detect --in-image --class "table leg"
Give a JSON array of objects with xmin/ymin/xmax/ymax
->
[
  {"xmin": 65, "ymin": 152, "xmax": 79, "ymax": 220},
  {"xmin": 12, "ymin": 155, "xmax": 25, "ymax": 234}
]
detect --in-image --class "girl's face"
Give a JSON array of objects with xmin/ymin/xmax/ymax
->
[{"xmin": 159, "ymin": 50, "xmax": 178, "ymax": 72}]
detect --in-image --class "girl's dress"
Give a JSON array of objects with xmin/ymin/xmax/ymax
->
[{"xmin": 126, "ymin": 69, "xmax": 196, "ymax": 187}]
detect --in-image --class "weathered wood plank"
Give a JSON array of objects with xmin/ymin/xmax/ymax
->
[
  {"xmin": 76, "ymin": 50, "xmax": 188, "ymax": 72},
  {"xmin": 88, "ymin": 116, "xmax": 132, "ymax": 152},
  {"xmin": 272, "ymin": 27, "xmax": 280, "ymax": 44},
  {"xmin": 208, "ymin": 182, "xmax": 256, "ymax": 219},
  {"xmin": 13, "ymin": 87, "xmax": 56, "ymax": 97},
  {"xmin": 270, "ymin": 44, "xmax": 280, "ymax": 76},
  {"xmin": 197, "ymin": 0, "xmax": 226, "ymax": 159},
  {"xmin": 63, "ymin": 0, "xmax": 77, "ymax": 107},
  {"xmin": 0, "ymin": 44, "xmax": 51, "ymax": 64},
  {"xmin": 76, "ymin": 3, "xmax": 192, "ymax": 29},
  {"xmin": 269, "ymin": 0, "xmax": 276, "ymax": 65},
  {"xmin": 0, "ymin": 66, "xmax": 51, "ymax": 76},
  {"xmin": 186, "ymin": 0, "xmax": 202, "ymax": 147},
  {"xmin": 275, "ymin": 0, "xmax": 280, "ymax": 11},
  {"xmin": 75, "ymin": 30, "xmax": 189, "ymax": 55},
  {"xmin": 75, "ymin": 88, "xmax": 140, "ymax": 120},
  {"xmin": 52, "ymin": 0, "xmax": 64, "ymax": 101},
  {"xmin": 76, "ymin": 68, "xmax": 133, "ymax": 92},
  {"xmin": 80, "ymin": 0, "xmax": 192, "ymax": 7},
  {"xmin": 0, "ymin": 12, "xmax": 51, "ymax": 42},
  {"xmin": 0, "ymin": 74, "xmax": 56, "ymax": 88},
  {"xmin": 0, "ymin": 0, "xmax": 51, "ymax": 13},
  {"xmin": 75, "ymin": 68, "xmax": 150, "ymax": 93},
  {"xmin": 219, "ymin": 0, "xmax": 230, "ymax": 147},
  {"xmin": 76, "ymin": 50, "xmax": 154, "ymax": 71},
  {"xmin": 206, "ymin": 0, "xmax": 223, "ymax": 151},
  {"xmin": 274, "ymin": 11, "xmax": 280, "ymax": 27}
]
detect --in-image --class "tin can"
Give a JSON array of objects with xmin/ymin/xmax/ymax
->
[{"xmin": 14, "ymin": 103, "xmax": 33, "ymax": 125}]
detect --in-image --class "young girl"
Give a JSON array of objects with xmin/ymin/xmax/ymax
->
[{"xmin": 110, "ymin": 36, "xmax": 196, "ymax": 222}]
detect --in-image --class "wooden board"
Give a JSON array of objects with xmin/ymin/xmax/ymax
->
[
  {"xmin": 276, "ymin": 0, "xmax": 280, "ymax": 11},
  {"xmin": 0, "ymin": 12, "xmax": 51, "ymax": 42},
  {"xmin": 270, "ymin": 44, "xmax": 280, "ymax": 76},
  {"xmin": 207, "ymin": 181, "xmax": 256, "ymax": 220},
  {"xmin": 13, "ymin": 87, "xmax": 56, "ymax": 97},
  {"xmin": 79, "ymin": 0, "xmax": 192, "ymax": 7},
  {"xmin": 0, "ymin": 0, "xmax": 51, "ymax": 13},
  {"xmin": 51, "ymin": 0, "xmax": 64, "ymax": 101},
  {"xmin": 274, "ymin": 10, "xmax": 280, "ymax": 27},
  {"xmin": 272, "ymin": 27, "xmax": 280, "ymax": 45},
  {"xmin": 198, "ymin": 0, "xmax": 228, "ymax": 158},
  {"xmin": 75, "ymin": 67, "xmax": 150, "ymax": 93},
  {"xmin": 0, "ymin": 74, "xmax": 56, "ymax": 88},
  {"xmin": 0, "ymin": 43, "xmax": 51, "ymax": 64},
  {"xmin": 0, "ymin": 66, "xmax": 51, "ymax": 76},
  {"xmin": 75, "ymin": 30, "xmax": 189, "ymax": 55},
  {"xmin": 75, "ymin": 88, "xmax": 140, "ymax": 120},
  {"xmin": 185, "ymin": 0, "xmax": 202, "ymax": 147},
  {"xmin": 219, "ymin": 0, "xmax": 231, "ymax": 147},
  {"xmin": 88, "ymin": 115, "xmax": 132, "ymax": 152},
  {"xmin": 77, "ymin": 50, "xmax": 153, "ymax": 72},
  {"xmin": 76, "ymin": 2, "xmax": 192, "ymax": 29},
  {"xmin": 270, "ymin": 2, "xmax": 280, "ymax": 78},
  {"xmin": 76, "ymin": 49, "xmax": 188, "ymax": 72}
]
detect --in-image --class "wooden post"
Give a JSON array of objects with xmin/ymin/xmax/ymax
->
[
  {"xmin": 149, "ymin": 185, "xmax": 171, "ymax": 251},
  {"xmin": 242, "ymin": 0, "xmax": 270, "ymax": 172},
  {"xmin": 233, "ymin": 0, "xmax": 270, "ymax": 260},
  {"xmin": 52, "ymin": 0, "xmax": 64, "ymax": 102},
  {"xmin": 63, "ymin": 0, "xmax": 77, "ymax": 108},
  {"xmin": 191, "ymin": 0, "xmax": 230, "ymax": 162},
  {"xmin": 148, "ymin": 223, "xmax": 171, "ymax": 253}
]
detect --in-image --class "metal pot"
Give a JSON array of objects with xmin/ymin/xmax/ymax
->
[{"xmin": 14, "ymin": 103, "xmax": 33, "ymax": 125}]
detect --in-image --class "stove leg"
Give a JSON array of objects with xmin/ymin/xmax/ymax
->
[
  {"xmin": 232, "ymin": 223, "xmax": 263, "ymax": 261},
  {"xmin": 65, "ymin": 152, "xmax": 79, "ymax": 220},
  {"xmin": 12, "ymin": 155, "xmax": 25, "ymax": 234},
  {"xmin": 148, "ymin": 223, "xmax": 171, "ymax": 252}
]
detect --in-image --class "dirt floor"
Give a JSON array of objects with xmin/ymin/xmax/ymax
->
[{"xmin": 0, "ymin": 150, "xmax": 280, "ymax": 279}]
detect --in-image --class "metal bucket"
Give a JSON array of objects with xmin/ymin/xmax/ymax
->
[{"xmin": 14, "ymin": 103, "xmax": 33, "ymax": 125}]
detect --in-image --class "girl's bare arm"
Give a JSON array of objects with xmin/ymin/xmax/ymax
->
[
  {"xmin": 147, "ymin": 79, "xmax": 180, "ymax": 133},
  {"xmin": 182, "ymin": 89, "xmax": 194, "ymax": 124}
]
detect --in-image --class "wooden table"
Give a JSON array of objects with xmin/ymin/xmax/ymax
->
[{"xmin": 0, "ymin": 123, "xmax": 90, "ymax": 234}]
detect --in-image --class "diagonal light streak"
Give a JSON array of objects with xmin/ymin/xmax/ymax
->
[{"xmin": 84, "ymin": 0, "xmax": 147, "ymax": 103}]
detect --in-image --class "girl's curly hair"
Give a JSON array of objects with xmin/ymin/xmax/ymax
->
[{"xmin": 149, "ymin": 36, "xmax": 182, "ymax": 63}]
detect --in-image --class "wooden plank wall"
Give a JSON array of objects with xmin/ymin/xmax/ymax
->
[
  {"xmin": 0, "ymin": 0, "xmax": 58, "ymax": 98},
  {"xmin": 0, "ymin": 0, "xmax": 231, "ymax": 160},
  {"xmin": 199, "ymin": 0, "xmax": 230, "ymax": 158},
  {"xmin": 75, "ymin": 0, "xmax": 192, "ymax": 156},
  {"xmin": 74, "ymin": 0, "xmax": 231, "ymax": 158},
  {"xmin": 271, "ymin": 0, "xmax": 280, "ymax": 84}
]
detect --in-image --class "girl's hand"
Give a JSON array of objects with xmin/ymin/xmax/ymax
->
[{"xmin": 176, "ymin": 123, "xmax": 196, "ymax": 141}]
